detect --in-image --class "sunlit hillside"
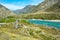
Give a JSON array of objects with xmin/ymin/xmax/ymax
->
[
  {"xmin": 0, "ymin": 19, "xmax": 60, "ymax": 40},
  {"xmin": 18, "ymin": 0, "xmax": 60, "ymax": 19},
  {"xmin": 0, "ymin": 4, "xmax": 16, "ymax": 18}
]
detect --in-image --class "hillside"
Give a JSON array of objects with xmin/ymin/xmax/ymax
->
[
  {"xmin": 45, "ymin": 2, "xmax": 60, "ymax": 12},
  {"xmin": 20, "ymin": 12, "xmax": 60, "ymax": 19},
  {"xmin": 19, "ymin": 1, "xmax": 60, "ymax": 19},
  {"xmin": 14, "ymin": 0, "xmax": 60, "ymax": 14},
  {"xmin": 0, "ymin": 4, "xmax": 16, "ymax": 18},
  {"xmin": 14, "ymin": 5, "xmax": 37, "ymax": 14},
  {"xmin": 0, "ymin": 19, "xmax": 60, "ymax": 40},
  {"xmin": 14, "ymin": 1, "xmax": 46, "ymax": 14}
]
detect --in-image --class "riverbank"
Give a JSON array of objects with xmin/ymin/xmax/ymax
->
[
  {"xmin": 32, "ymin": 19, "xmax": 60, "ymax": 22},
  {"xmin": 42, "ymin": 20, "xmax": 60, "ymax": 22},
  {"xmin": 28, "ymin": 19, "xmax": 60, "ymax": 28}
]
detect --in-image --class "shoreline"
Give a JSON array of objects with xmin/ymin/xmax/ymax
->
[
  {"xmin": 42, "ymin": 20, "xmax": 60, "ymax": 22},
  {"xmin": 32, "ymin": 19, "xmax": 60, "ymax": 22}
]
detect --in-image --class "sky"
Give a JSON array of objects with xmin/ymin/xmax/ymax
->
[{"xmin": 0, "ymin": 0, "xmax": 44, "ymax": 10}]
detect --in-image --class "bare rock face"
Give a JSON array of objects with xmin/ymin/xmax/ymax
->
[
  {"xmin": 37, "ymin": 0, "xmax": 60, "ymax": 10},
  {"xmin": 45, "ymin": 0, "xmax": 60, "ymax": 6}
]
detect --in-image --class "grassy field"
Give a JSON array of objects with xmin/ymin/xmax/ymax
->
[
  {"xmin": 0, "ymin": 19, "xmax": 60, "ymax": 40},
  {"xmin": 20, "ymin": 12, "xmax": 60, "ymax": 20}
]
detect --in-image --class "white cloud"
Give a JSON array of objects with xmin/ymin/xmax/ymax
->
[
  {"xmin": 0, "ymin": 0, "xmax": 44, "ymax": 10},
  {"xmin": 1, "ymin": 3, "xmax": 24, "ymax": 10},
  {"xmin": 31, "ymin": 0, "xmax": 44, "ymax": 5}
]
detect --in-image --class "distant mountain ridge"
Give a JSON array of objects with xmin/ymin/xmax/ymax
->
[
  {"xmin": 14, "ymin": 0, "xmax": 60, "ymax": 14},
  {"xmin": 19, "ymin": 0, "xmax": 60, "ymax": 19},
  {"xmin": 14, "ymin": 5, "xmax": 37, "ymax": 14}
]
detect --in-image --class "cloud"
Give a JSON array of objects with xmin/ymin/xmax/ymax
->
[
  {"xmin": 0, "ymin": 0, "xmax": 44, "ymax": 10},
  {"xmin": 1, "ymin": 3, "xmax": 24, "ymax": 10},
  {"xmin": 31, "ymin": 0, "xmax": 44, "ymax": 5}
]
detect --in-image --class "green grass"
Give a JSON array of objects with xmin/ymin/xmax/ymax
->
[
  {"xmin": 0, "ymin": 16, "xmax": 17, "ymax": 23},
  {"xmin": 21, "ymin": 13, "xmax": 60, "ymax": 20},
  {"xmin": 0, "ymin": 18, "xmax": 16, "ymax": 23},
  {"xmin": 20, "ymin": 19, "xmax": 32, "ymax": 25},
  {"xmin": 0, "ymin": 19, "xmax": 60, "ymax": 40}
]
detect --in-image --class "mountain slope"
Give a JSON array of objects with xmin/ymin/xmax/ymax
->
[
  {"xmin": 0, "ymin": 4, "xmax": 16, "ymax": 18},
  {"xmin": 14, "ymin": 5, "xmax": 38, "ymax": 14},
  {"xmin": 19, "ymin": 1, "xmax": 60, "ymax": 19},
  {"xmin": 14, "ymin": 0, "xmax": 60, "ymax": 14},
  {"xmin": 45, "ymin": 2, "xmax": 60, "ymax": 12}
]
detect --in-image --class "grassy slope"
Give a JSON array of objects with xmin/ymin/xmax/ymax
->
[
  {"xmin": 0, "ymin": 20, "xmax": 60, "ymax": 40},
  {"xmin": 20, "ymin": 2, "xmax": 60, "ymax": 19},
  {"xmin": 20, "ymin": 12, "xmax": 60, "ymax": 19}
]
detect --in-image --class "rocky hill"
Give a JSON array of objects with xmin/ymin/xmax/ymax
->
[
  {"xmin": 14, "ymin": 5, "xmax": 37, "ymax": 14},
  {"xmin": 14, "ymin": 0, "xmax": 60, "ymax": 14},
  {"xmin": 45, "ymin": 2, "xmax": 60, "ymax": 12},
  {"xmin": 18, "ymin": 0, "xmax": 60, "ymax": 19},
  {"xmin": 0, "ymin": 4, "xmax": 16, "ymax": 18}
]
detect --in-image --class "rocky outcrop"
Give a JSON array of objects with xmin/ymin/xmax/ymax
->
[
  {"xmin": 0, "ymin": 4, "xmax": 16, "ymax": 18},
  {"xmin": 45, "ymin": 0, "xmax": 59, "ymax": 6}
]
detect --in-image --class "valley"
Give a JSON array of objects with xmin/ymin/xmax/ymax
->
[
  {"xmin": 0, "ymin": 0, "xmax": 60, "ymax": 40},
  {"xmin": 0, "ymin": 19, "xmax": 60, "ymax": 40}
]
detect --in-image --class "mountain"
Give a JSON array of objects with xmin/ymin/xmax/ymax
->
[
  {"xmin": 19, "ymin": 0, "xmax": 60, "ymax": 19},
  {"xmin": 34, "ymin": 0, "xmax": 60, "ymax": 12},
  {"xmin": 14, "ymin": 5, "xmax": 38, "ymax": 14},
  {"xmin": 45, "ymin": 2, "xmax": 60, "ymax": 12},
  {"xmin": 14, "ymin": 0, "xmax": 60, "ymax": 15},
  {"xmin": 0, "ymin": 4, "xmax": 16, "ymax": 18}
]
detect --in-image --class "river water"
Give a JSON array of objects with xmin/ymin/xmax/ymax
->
[{"xmin": 28, "ymin": 19, "xmax": 60, "ymax": 28}]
